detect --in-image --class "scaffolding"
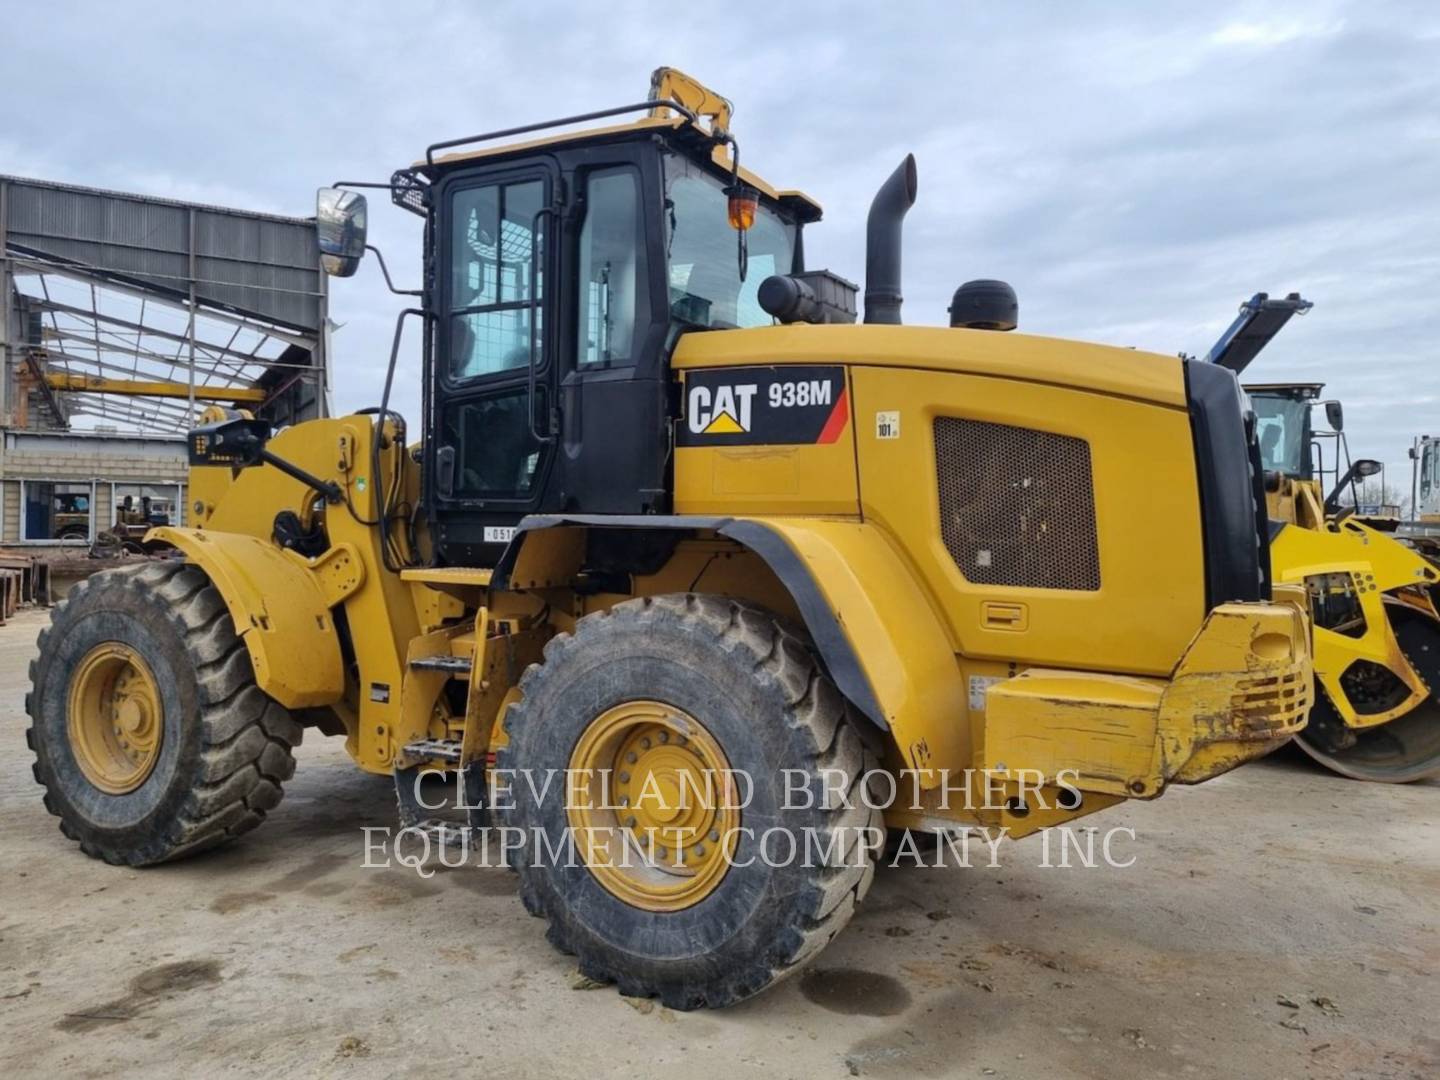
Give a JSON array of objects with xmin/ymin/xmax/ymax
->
[{"xmin": 1, "ymin": 174, "xmax": 329, "ymax": 436}]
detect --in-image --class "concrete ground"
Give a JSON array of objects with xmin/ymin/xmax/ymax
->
[{"xmin": 1, "ymin": 606, "xmax": 1437, "ymax": 1080}]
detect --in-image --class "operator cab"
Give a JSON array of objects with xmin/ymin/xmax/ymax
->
[{"xmin": 367, "ymin": 74, "xmax": 823, "ymax": 566}]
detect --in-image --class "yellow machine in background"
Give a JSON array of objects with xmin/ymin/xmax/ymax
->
[
  {"xmin": 1393, "ymin": 434, "xmax": 1440, "ymax": 566},
  {"xmin": 27, "ymin": 71, "xmax": 1309, "ymax": 1009},
  {"xmin": 1414, "ymin": 435, "xmax": 1440, "ymax": 524},
  {"xmin": 1204, "ymin": 293, "xmax": 1440, "ymax": 781}
]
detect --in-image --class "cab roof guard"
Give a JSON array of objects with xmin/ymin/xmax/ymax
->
[
  {"xmin": 424, "ymin": 99, "xmax": 699, "ymax": 167},
  {"xmin": 1203, "ymin": 291, "xmax": 1313, "ymax": 375}
]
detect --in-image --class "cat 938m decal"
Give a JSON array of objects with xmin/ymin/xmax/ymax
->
[{"xmin": 678, "ymin": 366, "xmax": 850, "ymax": 447}]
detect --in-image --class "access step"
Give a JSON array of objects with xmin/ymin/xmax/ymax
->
[
  {"xmin": 409, "ymin": 654, "xmax": 473, "ymax": 675},
  {"xmin": 400, "ymin": 738, "xmax": 463, "ymax": 764},
  {"xmin": 393, "ymin": 745, "xmax": 487, "ymax": 841},
  {"xmin": 409, "ymin": 819, "xmax": 472, "ymax": 849}
]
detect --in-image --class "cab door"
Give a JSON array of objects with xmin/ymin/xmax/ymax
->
[
  {"xmin": 429, "ymin": 161, "xmax": 558, "ymax": 566},
  {"xmin": 553, "ymin": 141, "xmax": 672, "ymax": 517}
]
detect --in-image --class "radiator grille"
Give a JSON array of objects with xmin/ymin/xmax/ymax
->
[
  {"xmin": 1231, "ymin": 670, "xmax": 1311, "ymax": 731},
  {"xmin": 934, "ymin": 417, "xmax": 1101, "ymax": 591}
]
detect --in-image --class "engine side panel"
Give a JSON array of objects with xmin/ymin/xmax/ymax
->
[{"xmin": 851, "ymin": 366, "xmax": 1207, "ymax": 676}]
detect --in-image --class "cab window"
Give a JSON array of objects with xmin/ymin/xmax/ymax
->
[
  {"xmin": 449, "ymin": 179, "xmax": 544, "ymax": 379},
  {"xmin": 1251, "ymin": 395, "xmax": 1309, "ymax": 477},
  {"xmin": 575, "ymin": 167, "xmax": 642, "ymax": 367},
  {"xmin": 443, "ymin": 388, "xmax": 543, "ymax": 497},
  {"xmin": 663, "ymin": 154, "xmax": 794, "ymax": 330}
]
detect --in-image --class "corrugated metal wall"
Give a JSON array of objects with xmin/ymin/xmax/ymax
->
[{"xmin": 1, "ymin": 174, "xmax": 322, "ymax": 332}]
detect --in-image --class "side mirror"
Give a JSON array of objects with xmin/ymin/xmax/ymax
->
[
  {"xmin": 1324, "ymin": 400, "xmax": 1344, "ymax": 432},
  {"xmin": 316, "ymin": 188, "xmax": 368, "ymax": 277},
  {"xmin": 1355, "ymin": 458, "xmax": 1383, "ymax": 478}
]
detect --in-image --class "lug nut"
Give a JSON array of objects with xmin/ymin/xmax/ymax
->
[
  {"xmin": 619, "ymin": 771, "xmax": 630, "ymax": 783},
  {"xmin": 708, "ymin": 829, "xmax": 720, "ymax": 842},
  {"xmin": 625, "ymin": 751, "xmax": 637, "ymax": 764},
  {"xmin": 640, "ymin": 737, "xmax": 652, "ymax": 750},
  {"xmin": 659, "ymin": 731, "xmax": 670, "ymax": 743}
]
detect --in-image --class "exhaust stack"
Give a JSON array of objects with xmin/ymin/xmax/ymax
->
[{"xmin": 863, "ymin": 154, "xmax": 918, "ymax": 325}]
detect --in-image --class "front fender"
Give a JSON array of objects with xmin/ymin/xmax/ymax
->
[
  {"xmin": 148, "ymin": 527, "xmax": 351, "ymax": 709},
  {"xmin": 1332, "ymin": 518, "xmax": 1440, "ymax": 596},
  {"xmin": 1271, "ymin": 520, "xmax": 1440, "ymax": 726}
]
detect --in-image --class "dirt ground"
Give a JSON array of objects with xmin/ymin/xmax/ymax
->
[{"xmin": 1, "ymin": 607, "xmax": 1436, "ymax": 1079}]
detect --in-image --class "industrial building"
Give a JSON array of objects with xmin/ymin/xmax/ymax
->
[{"xmin": 0, "ymin": 174, "xmax": 328, "ymax": 549}]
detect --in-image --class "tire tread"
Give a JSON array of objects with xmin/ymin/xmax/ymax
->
[
  {"xmin": 499, "ymin": 593, "xmax": 882, "ymax": 1009},
  {"xmin": 26, "ymin": 561, "xmax": 300, "ymax": 866}
]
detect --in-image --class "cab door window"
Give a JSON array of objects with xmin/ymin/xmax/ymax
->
[
  {"xmin": 449, "ymin": 179, "xmax": 544, "ymax": 379},
  {"xmin": 443, "ymin": 389, "xmax": 543, "ymax": 497}
]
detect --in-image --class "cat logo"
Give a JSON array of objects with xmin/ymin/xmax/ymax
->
[
  {"xmin": 677, "ymin": 365, "xmax": 849, "ymax": 448},
  {"xmin": 688, "ymin": 383, "xmax": 758, "ymax": 435}
]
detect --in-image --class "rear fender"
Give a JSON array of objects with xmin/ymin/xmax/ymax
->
[{"xmin": 494, "ymin": 515, "xmax": 967, "ymax": 779}]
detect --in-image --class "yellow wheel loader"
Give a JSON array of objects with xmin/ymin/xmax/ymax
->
[
  {"xmin": 26, "ymin": 70, "xmax": 1311, "ymax": 1009},
  {"xmin": 1204, "ymin": 293, "xmax": 1440, "ymax": 781}
]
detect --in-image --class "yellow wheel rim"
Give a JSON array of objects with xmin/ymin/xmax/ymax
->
[
  {"xmin": 567, "ymin": 700, "xmax": 739, "ymax": 912},
  {"xmin": 67, "ymin": 642, "xmax": 163, "ymax": 794}
]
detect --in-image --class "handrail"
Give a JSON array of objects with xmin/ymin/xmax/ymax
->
[{"xmin": 526, "ymin": 205, "xmax": 560, "ymax": 443}]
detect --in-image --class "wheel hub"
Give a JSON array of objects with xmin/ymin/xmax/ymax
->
[
  {"xmin": 67, "ymin": 642, "xmax": 163, "ymax": 794},
  {"xmin": 567, "ymin": 701, "xmax": 739, "ymax": 912}
]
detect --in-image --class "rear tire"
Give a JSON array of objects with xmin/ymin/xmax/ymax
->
[
  {"xmin": 27, "ymin": 561, "xmax": 301, "ymax": 865},
  {"xmin": 497, "ymin": 594, "xmax": 883, "ymax": 1010}
]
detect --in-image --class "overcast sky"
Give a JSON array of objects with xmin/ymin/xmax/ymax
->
[{"xmin": 5, "ymin": 1, "xmax": 1437, "ymax": 497}]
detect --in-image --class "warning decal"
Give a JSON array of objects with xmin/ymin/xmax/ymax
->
[{"xmin": 678, "ymin": 366, "xmax": 849, "ymax": 447}]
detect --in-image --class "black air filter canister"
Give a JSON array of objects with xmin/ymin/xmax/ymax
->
[{"xmin": 949, "ymin": 279, "xmax": 1018, "ymax": 331}]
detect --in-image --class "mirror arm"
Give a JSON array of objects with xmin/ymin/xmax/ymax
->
[
  {"xmin": 257, "ymin": 449, "xmax": 343, "ymax": 505},
  {"xmin": 1325, "ymin": 460, "xmax": 1380, "ymax": 515},
  {"xmin": 366, "ymin": 245, "xmax": 422, "ymax": 296}
]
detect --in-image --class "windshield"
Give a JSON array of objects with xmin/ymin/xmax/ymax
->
[
  {"xmin": 1250, "ymin": 393, "xmax": 1311, "ymax": 477},
  {"xmin": 663, "ymin": 154, "xmax": 795, "ymax": 329}
]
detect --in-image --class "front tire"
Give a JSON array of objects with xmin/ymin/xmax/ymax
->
[
  {"xmin": 498, "ymin": 595, "xmax": 883, "ymax": 1010},
  {"xmin": 27, "ymin": 561, "xmax": 301, "ymax": 865}
]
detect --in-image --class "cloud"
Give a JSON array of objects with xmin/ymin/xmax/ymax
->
[
  {"xmin": 1210, "ymin": 18, "xmax": 1346, "ymax": 47},
  {"xmin": 3, "ymin": 0, "xmax": 1437, "ymax": 488}
]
